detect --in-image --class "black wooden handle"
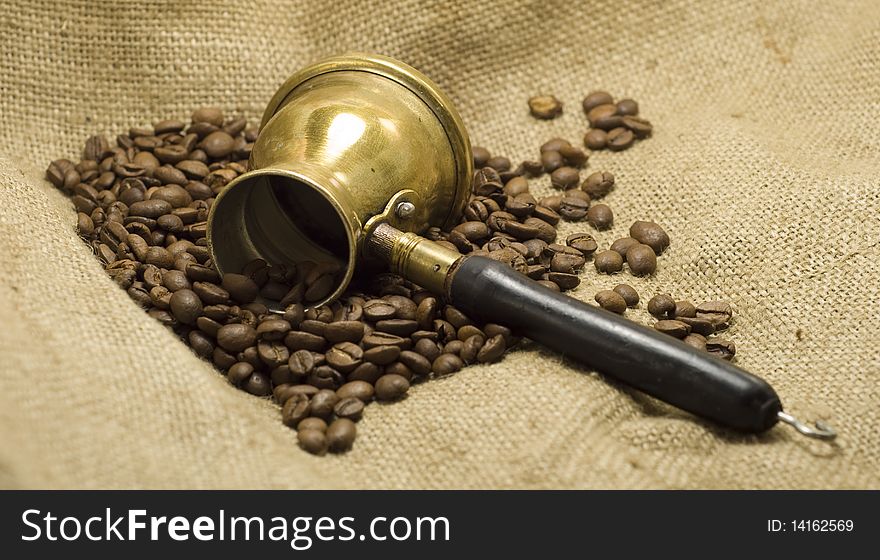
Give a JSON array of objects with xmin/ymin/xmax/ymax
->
[{"xmin": 448, "ymin": 256, "xmax": 782, "ymax": 433}]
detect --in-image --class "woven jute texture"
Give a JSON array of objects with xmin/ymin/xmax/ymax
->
[{"xmin": 1, "ymin": 0, "xmax": 878, "ymax": 489}]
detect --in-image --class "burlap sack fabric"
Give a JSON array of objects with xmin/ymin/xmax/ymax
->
[{"xmin": 1, "ymin": 0, "xmax": 878, "ymax": 489}]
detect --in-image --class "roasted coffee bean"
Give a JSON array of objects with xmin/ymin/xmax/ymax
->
[
  {"xmin": 696, "ymin": 301, "xmax": 733, "ymax": 330},
  {"xmin": 647, "ymin": 294, "xmax": 677, "ymax": 318},
  {"xmin": 281, "ymin": 394, "xmax": 311, "ymax": 428},
  {"xmin": 326, "ymin": 418, "xmax": 357, "ymax": 452},
  {"xmin": 200, "ymin": 130, "xmax": 235, "ymax": 158},
  {"xmin": 626, "ymin": 243, "xmax": 657, "ymax": 276},
  {"xmin": 169, "ymin": 288, "xmax": 202, "ymax": 325},
  {"xmin": 309, "ymin": 389, "xmax": 340, "ymax": 419},
  {"xmin": 216, "ymin": 323, "xmax": 257, "ymax": 352},
  {"xmin": 185, "ymin": 263, "xmax": 219, "ymax": 283},
  {"xmin": 374, "ymin": 374, "xmax": 410, "ymax": 401},
  {"xmin": 594, "ymin": 250, "xmax": 624, "ymax": 273},
  {"xmin": 398, "ymin": 350, "xmax": 432, "ymax": 377},
  {"xmin": 432, "ymin": 353, "xmax": 464, "ymax": 376},
  {"xmin": 257, "ymin": 340, "xmax": 290, "ymax": 369},
  {"xmin": 192, "ymin": 107, "xmax": 225, "ymax": 127},
  {"xmin": 325, "ymin": 342, "xmax": 363, "ymax": 374},
  {"xmin": 550, "ymin": 166, "xmax": 579, "ymax": 190},
  {"xmin": 506, "ymin": 193, "xmax": 537, "ymax": 218},
  {"xmin": 582, "ymin": 171, "xmax": 614, "ymax": 199},
  {"xmin": 416, "ymin": 296, "xmax": 439, "ymax": 330},
  {"xmin": 347, "ymin": 362, "xmax": 382, "ymax": 384},
  {"xmin": 476, "ymin": 334, "xmax": 506, "ymax": 363},
  {"xmin": 586, "ymin": 204, "xmax": 613, "ymax": 230},
  {"xmin": 528, "ymin": 95, "xmax": 563, "ymax": 119},
  {"xmin": 307, "ymin": 365, "xmax": 344, "ymax": 389},
  {"xmin": 297, "ymin": 417, "xmax": 327, "ymax": 432},
  {"xmin": 558, "ymin": 196, "xmax": 589, "ymax": 221},
  {"xmin": 472, "ymin": 146, "xmax": 491, "ymax": 168},
  {"xmin": 629, "ymin": 220, "xmax": 670, "ymax": 254},
  {"xmin": 375, "ymin": 319, "xmax": 419, "ymax": 337},
  {"xmin": 334, "ymin": 397, "xmax": 365, "ymax": 421},
  {"xmin": 583, "ymin": 128, "xmax": 607, "ymax": 150},
  {"xmin": 256, "ymin": 318, "xmax": 291, "ymax": 341},
  {"xmin": 523, "ymin": 217, "xmax": 557, "ymax": 243},
  {"xmin": 300, "ymin": 319, "xmax": 328, "ymax": 337},
  {"xmin": 288, "ymin": 349, "xmax": 318, "ymax": 377},
  {"xmin": 129, "ymin": 199, "xmax": 172, "ymax": 219},
  {"xmin": 441, "ymin": 340, "xmax": 461, "ymax": 357},
  {"xmin": 363, "ymin": 299, "xmax": 397, "ymax": 321},
  {"xmin": 382, "ymin": 295, "xmax": 417, "ymax": 320},
  {"xmin": 609, "ymin": 237, "xmax": 640, "ymax": 257},
  {"xmin": 323, "ymin": 321, "xmax": 365, "ymax": 343},
  {"xmin": 550, "ymin": 252, "xmax": 586, "ymax": 273},
  {"xmin": 486, "ymin": 156, "xmax": 511, "ymax": 172},
  {"xmin": 337, "ymin": 380, "xmax": 374, "ymax": 403},
  {"xmin": 654, "ymin": 319, "xmax": 692, "ymax": 339},
  {"xmin": 606, "ymin": 127, "xmax": 635, "ymax": 151},
  {"xmin": 188, "ymin": 330, "xmax": 214, "ymax": 358},
  {"xmin": 503, "ymin": 176, "xmax": 530, "ymax": 196},
  {"xmin": 558, "ymin": 145, "xmax": 588, "ymax": 168},
  {"xmin": 362, "ymin": 332, "xmax": 407, "ymax": 349},
  {"xmin": 547, "ymin": 272, "xmax": 580, "ymax": 290},
  {"xmin": 541, "ymin": 138, "xmax": 571, "ymax": 152},
  {"xmin": 460, "ymin": 334, "xmax": 485, "ymax": 364},
  {"xmin": 541, "ymin": 150, "xmax": 564, "ymax": 173},
  {"xmin": 362, "ymin": 344, "xmax": 400, "ymax": 366},
  {"xmin": 244, "ymin": 371, "xmax": 272, "ymax": 396},
  {"xmin": 622, "ymin": 116, "xmax": 653, "ymax": 137},
  {"xmin": 192, "ymin": 281, "xmax": 229, "ymax": 305},
  {"xmin": 413, "ymin": 338, "xmax": 442, "ymax": 363},
  {"xmin": 162, "ymin": 269, "xmax": 191, "ymax": 292},
  {"xmin": 678, "ymin": 316, "xmax": 715, "ymax": 336},
  {"xmin": 298, "ymin": 429, "xmax": 328, "ymax": 455},
  {"xmin": 613, "ymin": 284, "xmax": 640, "ymax": 307},
  {"xmin": 595, "ymin": 290, "xmax": 627, "ymax": 314},
  {"xmin": 674, "ymin": 300, "xmax": 697, "ymax": 318},
  {"xmin": 582, "ymin": 91, "xmax": 614, "ymax": 114},
  {"xmin": 706, "ymin": 339, "xmax": 736, "ymax": 360},
  {"xmin": 566, "ymin": 232, "xmax": 598, "ymax": 256},
  {"xmin": 683, "ymin": 333, "xmax": 708, "ymax": 351}
]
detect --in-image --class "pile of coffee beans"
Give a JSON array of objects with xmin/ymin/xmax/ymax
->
[
  {"xmin": 47, "ymin": 92, "xmax": 734, "ymax": 456},
  {"xmin": 528, "ymin": 90, "xmax": 653, "ymax": 152},
  {"xmin": 582, "ymin": 91, "xmax": 652, "ymax": 151}
]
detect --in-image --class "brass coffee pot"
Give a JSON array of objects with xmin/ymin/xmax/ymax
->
[{"xmin": 206, "ymin": 53, "xmax": 834, "ymax": 441}]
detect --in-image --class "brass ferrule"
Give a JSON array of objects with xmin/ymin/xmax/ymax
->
[{"xmin": 368, "ymin": 223, "xmax": 461, "ymax": 295}]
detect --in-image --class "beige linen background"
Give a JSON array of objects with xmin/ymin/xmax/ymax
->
[{"xmin": 1, "ymin": 0, "xmax": 878, "ymax": 489}]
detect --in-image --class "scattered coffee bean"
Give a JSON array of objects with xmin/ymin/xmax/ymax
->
[
  {"xmin": 594, "ymin": 250, "xmax": 624, "ymax": 274},
  {"xmin": 654, "ymin": 319, "xmax": 691, "ymax": 339},
  {"xmin": 297, "ymin": 429, "xmax": 328, "ymax": 455},
  {"xmin": 582, "ymin": 91, "xmax": 614, "ymax": 114},
  {"xmin": 613, "ymin": 284, "xmax": 640, "ymax": 307},
  {"xmin": 528, "ymin": 95, "xmax": 563, "ymax": 119},
  {"xmin": 629, "ymin": 220, "xmax": 670, "ymax": 254},
  {"xmin": 706, "ymin": 339, "xmax": 736, "ymax": 360},
  {"xmin": 647, "ymin": 294, "xmax": 677, "ymax": 319},
  {"xmin": 375, "ymin": 374, "xmax": 410, "ymax": 401},
  {"xmin": 581, "ymin": 171, "xmax": 614, "ymax": 199},
  {"xmin": 626, "ymin": 243, "xmax": 657, "ymax": 276},
  {"xmin": 595, "ymin": 290, "xmax": 627, "ymax": 314},
  {"xmin": 586, "ymin": 204, "xmax": 613, "ymax": 230},
  {"xmin": 674, "ymin": 300, "xmax": 697, "ymax": 318},
  {"xmin": 326, "ymin": 418, "xmax": 357, "ymax": 452},
  {"xmin": 696, "ymin": 301, "xmax": 733, "ymax": 329}
]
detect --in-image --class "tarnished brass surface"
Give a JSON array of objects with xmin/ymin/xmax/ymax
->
[{"xmin": 207, "ymin": 53, "xmax": 472, "ymax": 306}]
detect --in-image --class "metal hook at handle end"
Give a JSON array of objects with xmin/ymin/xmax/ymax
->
[{"xmin": 777, "ymin": 411, "xmax": 837, "ymax": 441}]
